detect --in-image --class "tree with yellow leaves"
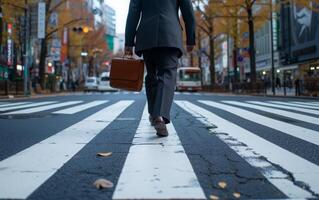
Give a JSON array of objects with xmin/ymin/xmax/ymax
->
[
  {"xmin": 193, "ymin": 0, "xmax": 232, "ymax": 86},
  {"xmin": 196, "ymin": 0, "xmax": 319, "ymax": 85}
]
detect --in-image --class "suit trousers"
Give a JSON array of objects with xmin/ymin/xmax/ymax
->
[{"xmin": 142, "ymin": 47, "xmax": 180, "ymax": 124}]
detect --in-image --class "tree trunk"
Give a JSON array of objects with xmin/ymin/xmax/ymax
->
[
  {"xmin": 39, "ymin": 38, "xmax": 47, "ymax": 89},
  {"xmin": 197, "ymin": 30, "xmax": 204, "ymax": 86},
  {"xmin": 247, "ymin": 7, "xmax": 256, "ymax": 84},
  {"xmin": 209, "ymin": 35, "xmax": 215, "ymax": 87},
  {"xmin": 38, "ymin": 0, "xmax": 52, "ymax": 90},
  {"xmin": 233, "ymin": 48, "xmax": 238, "ymax": 83}
]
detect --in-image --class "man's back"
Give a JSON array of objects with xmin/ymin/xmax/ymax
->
[{"xmin": 125, "ymin": 0, "xmax": 195, "ymax": 56}]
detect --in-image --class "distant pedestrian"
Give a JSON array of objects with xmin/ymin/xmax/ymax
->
[
  {"xmin": 276, "ymin": 77, "xmax": 281, "ymax": 89},
  {"xmin": 295, "ymin": 78, "xmax": 301, "ymax": 96},
  {"xmin": 125, "ymin": 0, "xmax": 196, "ymax": 137}
]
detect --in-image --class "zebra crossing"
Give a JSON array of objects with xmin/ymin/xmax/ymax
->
[
  {"xmin": 0, "ymin": 101, "xmax": 133, "ymax": 199},
  {"xmin": 0, "ymin": 98, "xmax": 318, "ymax": 199},
  {"xmin": 248, "ymin": 101, "xmax": 319, "ymax": 115},
  {"xmin": 0, "ymin": 101, "xmax": 108, "ymax": 115}
]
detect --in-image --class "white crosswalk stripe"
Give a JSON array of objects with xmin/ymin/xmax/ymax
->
[
  {"xmin": 292, "ymin": 101, "xmax": 319, "ymax": 107},
  {"xmin": 53, "ymin": 100, "xmax": 108, "ymax": 114},
  {"xmin": 2, "ymin": 101, "xmax": 83, "ymax": 115},
  {"xmin": 248, "ymin": 101, "xmax": 319, "ymax": 115},
  {"xmin": 269, "ymin": 101, "xmax": 319, "ymax": 110},
  {"xmin": 113, "ymin": 104, "xmax": 206, "ymax": 200},
  {"xmin": 0, "ymin": 102, "xmax": 30, "ymax": 108},
  {"xmin": 175, "ymin": 101, "xmax": 317, "ymax": 199},
  {"xmin": 199, "ymin": 100, "xmax": 319, "ymax": 146},
  {"xmin": 0, "ymin": 101, "xmax": 57, "ymax": 112},
  {"xmin": 0, "ymin": 101, "xmax": 133, "ymax": 199},
  {"xmin": 223, "ymin": 101, "xmax": 319, "ymax": 125}
]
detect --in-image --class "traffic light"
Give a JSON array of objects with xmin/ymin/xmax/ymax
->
[
  {"xmin": 73, "ymin": 26, "xmax": 83, "ymax": 33},
  {"xmin": 72, "ymin": 26, "xmax": 91, "ymax": 33}
]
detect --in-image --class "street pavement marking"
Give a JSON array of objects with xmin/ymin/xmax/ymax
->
[
  {"xmin": 0, "ymin": 101, "xmax": 57, "ymax": 112},
  {"xmin": 112, "ymin": 104, "xmax": 206, "ymax": 200},
  {"xmin": 292, "ymin": 102, "xmax": 319, "ymax": 107},
  {"xmin": 2, "ymin": 101, "xmax": 83, "ymax": 115},
  {"xmin": 53, "ymin": 100, "xmax": 108, "ymax": 114},
  {"xmin": 0, "ymin": 100, "xmax": 134, "ymax": 199},
  {"xmin": 223, "ymin": 101, "xmax": 319, "ymax": 125},
  {"xmin": 0, "ymin": 102, "xmax": 30, "ymax": 108},
  {"xmin": 269, "ymin": 101, "xmax": 319, "ymax": 110},
  {"xmin": 199, "ymin": 101, "xmax": 319, "ymax": 146},
  {"xmin": 248, "ymin": 101, "xmax": 319, "ymax": 116},
  {"xmin": 175, "ymin": 101, "xmax": 316, "ymax": 199}
]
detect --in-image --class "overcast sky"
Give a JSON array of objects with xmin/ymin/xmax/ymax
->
[{"xmin": 104, "ymin": 0, "xmax": 130, "ymax": 34}]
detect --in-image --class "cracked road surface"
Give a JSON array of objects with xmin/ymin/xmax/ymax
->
[{"xmin": 0, "ymin": 91, "xmax": 318, "ymax": 200}]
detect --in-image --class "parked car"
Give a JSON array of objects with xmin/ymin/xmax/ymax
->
[
  {"xmin": 98, "ymin": 72, "xmax": 117, "ymax": 92},
  {"xmin": 84, "ymin": 77, "xmax": 98, "ymax": 92}
]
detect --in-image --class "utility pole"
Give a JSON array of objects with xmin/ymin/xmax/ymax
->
[
  {"xmin": 0, "ymin": 3, "xmax": 2, "ymax": 51},
  {"xmin": 23, "ymin": 0, "xmax": 30, "ymax": 95}
]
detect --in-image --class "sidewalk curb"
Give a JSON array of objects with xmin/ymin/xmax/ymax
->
[
  {"xmin": 252, "ymin": 94, "xmax": 319, "ymax": 100},
  {"xmin": 0, "ymin": 92, "xmax": 83, "ymax": 101},
  {"xmin": 199, "ymin": 92, "xmax": 319, "ymax": 100}
]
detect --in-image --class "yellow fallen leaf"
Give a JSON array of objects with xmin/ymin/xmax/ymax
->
[
  {"xmin": 97, "ymin": 152, "xmax": 112, "ymax": 157},
  {"xmin": 209, "ymin": 195, "xmax": 219, "ymax": 200},
  {"xmin": 218, "ymin": 181, "xmax": 227, "ymax": 189},
  {"xmin": 93, "ymin": 178, "xmax": 114, "ymax": 189},
  {"xmin": 233, "ymin": 192, "xmax": 241, "ymax": 198}
]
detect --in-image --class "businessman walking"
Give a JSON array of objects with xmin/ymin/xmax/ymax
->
[{"xmin": 125, "ymin": 0, "xmax": 196, "ymax": 137}]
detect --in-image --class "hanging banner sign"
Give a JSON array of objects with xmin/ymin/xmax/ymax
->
[
  {"xmin": 38, "ymin": 2, "xmax": 46, "ymax": 39},
  {"xmin": 61, "ymin": 27, "xmax": 68, "ymax": 63},
  {"xmin": 7, "ymin": 24, "xmax": 13, "ymax": 67}
]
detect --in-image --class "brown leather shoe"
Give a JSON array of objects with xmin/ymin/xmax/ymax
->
[
  {"xmin": 149, "ymin": 115, "xmax": 155, "ymax": 126},
  {"xmin": 154, "ymin": 117, "xmax": 168, "ymax": 137}
]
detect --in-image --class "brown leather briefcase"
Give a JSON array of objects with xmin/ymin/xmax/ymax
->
[{"xmin": 110, "ymin": 57, "xmax": 145, "ymax": 92}]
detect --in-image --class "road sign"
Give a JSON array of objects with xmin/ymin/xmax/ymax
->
[
  {"xmin": 0, "ymin": 65, "xmax": 9, "ymax": 80},
  {"xmin": 49, "ymin": 12, "xmax": 58, "ymax": 26},
  {"xmin": 38, "ymin": 2, "xmax": 46, "ymax": 39},
  {"xmin": 237, "ymin": 56, "xmax": 244, "ymax": 62}
]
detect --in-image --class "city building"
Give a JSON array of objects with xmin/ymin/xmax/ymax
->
[
  {"xmin": 89, "ymin": 0, "xmax": 104, "ymax": 29},
  {"xmin": 280, "ymin": 1, "xmax": 319, "ymax": 94},
  {"xmin": 103, "ymin": 4, "xmax": 116, "ymax": 52},
  {"xmin": 114, "ymin": 33, "xmax": 125, "ymax": 54}
]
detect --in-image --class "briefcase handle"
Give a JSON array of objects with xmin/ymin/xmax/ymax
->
[{"xmin": 122, "ymin": 53, "xmax": 134, "ymax": 60}]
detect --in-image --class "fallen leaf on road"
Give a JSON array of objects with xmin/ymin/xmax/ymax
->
[
  {"xmin": 233, "ymin": 192, "xmax": 241, "ymax": 198},
  {"xmin": 209, "ymin": 195, "xmax": 219, "ymax": 200},
  {"xmin": 97, "ymin": 152, "xmax": 112, "ymax": 157},
  {"xmin": 218, "ymin": 181, "xmax": 227, "ymax": 189},
  {"xmin": 93, "ymin": 179, "xmax": 114, "ymax": 189}
]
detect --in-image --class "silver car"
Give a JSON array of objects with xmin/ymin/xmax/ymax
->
[{"xmin": 84, "ymin": 77, "xmax": 98, "ymax": 92}]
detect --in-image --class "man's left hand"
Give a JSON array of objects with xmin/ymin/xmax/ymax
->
[{"xmin": 125, "ymin": 46, "xmax": 133, "ymax": 56}]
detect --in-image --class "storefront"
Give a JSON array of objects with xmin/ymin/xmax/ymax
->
[{"xmin": 299, "ymin": 60, "xmax": 319, "ymax": 95}]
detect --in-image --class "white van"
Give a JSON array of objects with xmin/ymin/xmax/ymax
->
[{"xmin": 98, "ymin": 72, "xmax": 116, "ymax": 92}]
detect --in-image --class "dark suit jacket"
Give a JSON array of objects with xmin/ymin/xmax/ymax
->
[{"xmin": 125, "ymin": 0, "xmax": 196, "ymax": 57}]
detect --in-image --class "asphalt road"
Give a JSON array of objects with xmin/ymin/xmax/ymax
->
[{"xmin": 0, "ymin": 91, "xmax": 318, "ymax": 200}]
